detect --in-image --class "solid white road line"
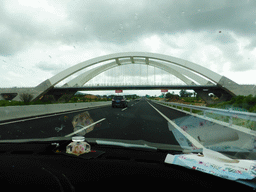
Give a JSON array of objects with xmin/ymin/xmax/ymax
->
[
  {"xmin": 147, "ymin": 101, "xmax": 204, "ymax": 149},
  {"xmin": 0, "ymin": 112, "xmax": 75, "ymax": 126},
  {"xmin": 0, "ymin": 105, "xmax": 107, "ymax": 126},
  {"xmin": 153, "ymin": 100, "xmax": 256, "ymax": 137}
]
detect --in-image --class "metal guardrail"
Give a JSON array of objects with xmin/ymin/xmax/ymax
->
[{"xmin": 155, "ymin": 100, "xmax": 256, "ymax": 125}]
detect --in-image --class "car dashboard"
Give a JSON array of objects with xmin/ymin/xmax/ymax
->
[{"xmin": 0, "ymin": 140, "xmax": 255, "ymax": 191}]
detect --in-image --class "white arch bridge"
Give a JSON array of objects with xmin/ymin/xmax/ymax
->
[{"xmin": 1, "ymin": 52, "xmax": 255, "ymax": 104}]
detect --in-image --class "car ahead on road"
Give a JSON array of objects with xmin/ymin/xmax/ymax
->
[{"xmin": 112, "ymin": 95, "xmax": 127, "ymax": 108}]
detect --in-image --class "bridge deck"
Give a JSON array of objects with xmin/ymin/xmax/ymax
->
[{"xmin": 53, "ymin": 85, "xmax": 219, "ymax": 91}]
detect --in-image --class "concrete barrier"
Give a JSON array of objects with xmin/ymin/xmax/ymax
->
[{"xmin": 0, "ymin": 101, "xmax": 111, "ymax": 121}]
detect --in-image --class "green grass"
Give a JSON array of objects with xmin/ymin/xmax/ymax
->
[{"xmin": 208, "ymin": 95, "xmax": 256, "ymax": 113}]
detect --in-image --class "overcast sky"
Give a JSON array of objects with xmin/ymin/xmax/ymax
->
[{"xmin": 1, "ymin": 0, "xmax": 256, "ymax": 96}]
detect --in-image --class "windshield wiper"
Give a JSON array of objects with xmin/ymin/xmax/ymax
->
[{"xmin": 96, "ymin": 140, "xmax": 157, "ymax": 150}]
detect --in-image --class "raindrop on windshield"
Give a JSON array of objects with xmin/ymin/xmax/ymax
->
[
  {"xmin": 134, "ymin": 13, "xmax": 138, "ymax": 20},
  {"xmin": 118, "ymin": 24, "xmax": 124, "ymax": 32}
]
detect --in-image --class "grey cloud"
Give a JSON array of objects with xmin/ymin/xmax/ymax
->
[
  {"xmin": 0, "ymin": 11, "xmax": 45, "ymax": 55},
  {"xmin": 1, "ymin": 0, "xmax": 256, "ymax": 63},
  {"xmin": 1, "ymin": 0, "xmax": 256, "ymax": 88},
  {"xmin": 197, "ymin": 31, "xmax": 256, "ymax": 72},
  {"xmin": 231, "ymin": 62, "xmax": 254, "ymax": 72},
  {"xmin": 64, "ymin": 0, "xmax": 256, "ymax": 44},
  {"xmin": 35, "ymin": 61, "xmax": 65, "ymax": 74},
  {"xmin": 0, "ymin": 1, "xmax": 75, "ymax": 55},
  {"xmin": 245, "ymin": 38, "xmax": 256, "ymax": 49},
  {"xmin": 214, "ymin": 33, "xmax": 237, "ymax": 44},
  {"xmin": 0, "ymin": 28, "xmax": 24, "ymax": 55},
  {"xmin": 186, "ymin": 3, "xmax": 256, "ymax": 33}
]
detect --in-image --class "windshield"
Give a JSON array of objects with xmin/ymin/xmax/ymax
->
[{"xmin": 0, "ymin": 0, "xmax": 256, "ymax": 161}]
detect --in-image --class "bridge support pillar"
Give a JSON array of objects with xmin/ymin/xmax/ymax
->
[
  {"xmin": 43, "ymin": 88, "xmax": 77, "ymax": 103},
  {"xmin": 194, "ymin": 88, "xmax": 233, "ymax": 105},
  {"xmin": 57, "ymin": 91, "xmax": 77, "ymax": 102},
  {"xmin": 32, "ymin": 79, "xmax": 54, "ymax": 101}
]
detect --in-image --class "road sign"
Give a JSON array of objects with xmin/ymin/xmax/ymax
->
[
  {"xmin": 115, "ymin": 90, "xmax": 123, "ymax": 93},
  {"xmin": 161, "ymin": 89, "xmax": 168, "ymax": 92}
]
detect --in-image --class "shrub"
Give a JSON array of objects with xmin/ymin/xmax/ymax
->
[{"xmin": 19, "ymin": 93, "xmax": 33, "ymax": 104}]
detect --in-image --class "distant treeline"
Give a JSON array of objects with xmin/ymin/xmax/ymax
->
[{"xmin": 211, "ymin": 94, "xmax": 256, "ymax": 112}]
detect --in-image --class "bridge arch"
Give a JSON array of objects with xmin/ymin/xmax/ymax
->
[
  {"xmin": 63, "ymin": 58, "xmax": 199, "ymax": 87},
  {"xmin": 48, "ymin": 52, "xmax": 222, "ymax": 87},
  {"xmin": 65, "ymin": 58, "xmax": 215, "ymax": 88},
  {"xmin": 32, "ymin": 52, "xmax": 251, "ymax": 104}
]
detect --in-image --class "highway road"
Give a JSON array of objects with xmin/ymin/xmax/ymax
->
[
  {"xmin": 0, "ymin": 98, "xmax": 252, "ymax": 152},
  {"xmin": 0, "ymin": 98, "xmax": 189, "ymax": 145}
]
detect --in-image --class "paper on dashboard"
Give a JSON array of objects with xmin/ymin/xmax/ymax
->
[{"xmin": 165, "ymin": 148, "xmax": 256, "ymax": 181}]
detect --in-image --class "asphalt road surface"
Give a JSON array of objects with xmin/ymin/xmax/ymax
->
[{"xmin": 0, "ymin": 98, "xmax": 189, "ymax": 145}]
